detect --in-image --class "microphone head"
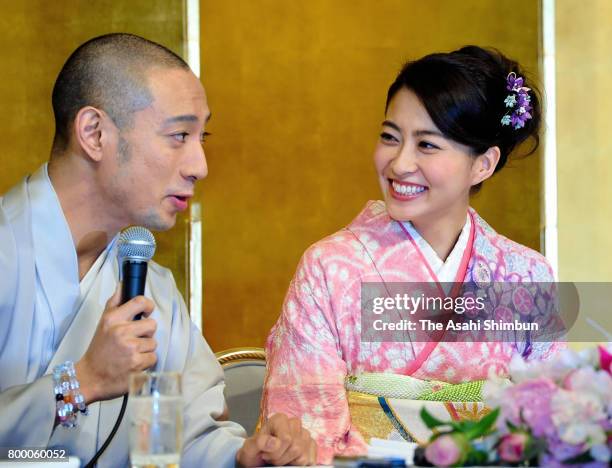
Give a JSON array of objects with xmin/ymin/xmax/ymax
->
[{"xmin": 118, "ymin": 226, "xmax": 156, "ymax": 262}]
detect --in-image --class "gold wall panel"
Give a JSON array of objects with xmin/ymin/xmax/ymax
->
[
  {"xmin": 199, "ymin": 0, "xmax": 543, "ymax": 350},
  {"xmin": 0, "ymin": 0, "xmax": 189, "ymax": 297},
  {"xmin": 556, "ymin": 0, "xmax": 612, "ymax": 281}
]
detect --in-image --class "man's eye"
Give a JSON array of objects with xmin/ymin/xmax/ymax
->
[
  {"xmin": 200, "ymin": 131, "xmax": 211, "ymax": 143},
  {"xmin": 172, "ymin": 132, "xmax": 189, "ymax": 142},
  {"xmin": 380, "ymin": 132, "xmax": 399, "ymax": 143}
]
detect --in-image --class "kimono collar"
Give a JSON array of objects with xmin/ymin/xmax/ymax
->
[
  {"xmin": 401, "ymin": 213, "xmax": 471, "ymax": 282},
  {"xmin": 28, "ymin": 164, "xmax": 80, "ymax": 322}
]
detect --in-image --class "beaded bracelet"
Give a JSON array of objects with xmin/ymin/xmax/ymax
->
[{"xmin": 52, "ymin": 361, "xmax": 88, "ymax": 428}]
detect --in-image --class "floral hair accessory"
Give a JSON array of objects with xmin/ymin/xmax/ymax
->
[{"xmin": 501, "ymin": 72, "xmax": 532, "ymax": 130}]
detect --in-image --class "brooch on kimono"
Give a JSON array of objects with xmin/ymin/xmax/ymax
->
[{"xmin": 500, "ymin": 72, "xmax": 533, "ymax": 130}]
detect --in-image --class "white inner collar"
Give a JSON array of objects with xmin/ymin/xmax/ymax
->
[{"xmin": 402, "ymin": 213, "xmax": 471, "ymax": 285}]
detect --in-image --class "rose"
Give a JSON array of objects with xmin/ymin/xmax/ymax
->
[
  {"xmin": 498, "ymin": 432, "xmax": 529, "ymax": 463},
  {"xmin": 424, "ymin": 433, "xmax": 469, "ymax": 467}
]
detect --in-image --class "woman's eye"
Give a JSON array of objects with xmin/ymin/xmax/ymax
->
[
  {"xmin": 419, "ymin": 141, "xmax": 440, "ymax": 150},
  {"xmin": 172, "ymin": 132, "xmax": 189, "ymax": 142},
  {"xmin": 200, "ymin": 131, "xmax": 211, "ymax": 143},
  {"xmin": 380, "ymin": 132, "xmax": 399, "ymax": 143}
]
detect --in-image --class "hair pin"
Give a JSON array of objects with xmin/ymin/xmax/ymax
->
[{"xmin": 501, "ymin": 72, "xmax": 532, "ymax": 130}]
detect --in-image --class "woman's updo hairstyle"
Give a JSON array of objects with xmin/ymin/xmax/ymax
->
[{"xmin": 386, "ymin": 46, "xmax": 541, "ymax": 175}]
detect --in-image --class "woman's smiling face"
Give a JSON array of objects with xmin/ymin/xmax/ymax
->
[{"xmin": 374, "ymin": 87, "xmax": 482, "ymax": 225}]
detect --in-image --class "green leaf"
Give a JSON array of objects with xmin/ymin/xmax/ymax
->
[
  {"xmin": 522, "ymin": 437, "xmax": 547, "ymax": 462},
  {"xmin": 429, "ymin": 430, "xmax": 453, "ymax": 442},
  {"xmin": 465, "ymin": 449, "xmax": 488, "ymax": 465},
  {"xmin": 449, "ymin": 421, "xmax": 463, "ymax": 431},
  {"xmin": 460, "ymin": 420, "xmax": 478, "ymax": 431},
  {"xmin": 518, "ymin": 407, "xmax": 527, "ymax": 425},
  {"xmin": 506, "ymin": 418, "xmax": 518, "ymax": 432},
  {"xmin": 562, "ymin": 451, "xmax": 595, "ymax": 464},
  {"xmin": 480, "ymin": 408, "xmax": 500, "ymax": 429},
  {"xmin": 465, "ymin": 408, "xmax": 500, "ymax": 440},
  {"xmin": 420, "ymin": 407, "xmax": 448, "ymax": 429}
]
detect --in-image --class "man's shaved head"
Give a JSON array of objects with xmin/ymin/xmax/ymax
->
[{"xmin": 51, "ymin": 33, "xmax": 189, "ymax": 152}]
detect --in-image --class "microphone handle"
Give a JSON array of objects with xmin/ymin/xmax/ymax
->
[
  {"xmin": 85, "ymin": 258, "xmax": 149, "ymax": 467},
  {"xmin": 121, "ymin": 260, "xmax": 148, "ymax": 319}
]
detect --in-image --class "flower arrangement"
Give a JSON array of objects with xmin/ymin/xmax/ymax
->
[{"xmin": 414, "ymin": 345, "xmax": 612, "ymax": 467}]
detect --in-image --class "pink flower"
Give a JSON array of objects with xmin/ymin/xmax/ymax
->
[
  {"xmin": 424, "ymin": 434, "xmax": 468, "ymax": 467},
  {"xmin": 498, "ymin": 432, "xmax": 529, "ymax": 463},
  {"xmin": 562, "ymin": 367, "xmax": 612, "ymax": 402},
  {"xmin": 551, "ymin": 388, "xmax": 607, "ymax": 446},
  {"xmin": 598, "ymin": 345, "xmax": 612, "ymax": 375},
  {"xmin": 499, "ymin": 377, "xmax": 558, "ymax": 438}
]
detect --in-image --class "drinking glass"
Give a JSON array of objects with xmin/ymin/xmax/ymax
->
[{"xmin": 128, "ymin": 372, "xmax": 182, "ymax": 468}]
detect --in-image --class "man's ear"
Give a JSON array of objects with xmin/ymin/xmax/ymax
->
[
  {"xmin": 73, "ymin": 106, "xmax": 115, "ymax": 162},
  {"xmin": 471, "ymin": 146, "xmax": 501, "ymax": 186}
]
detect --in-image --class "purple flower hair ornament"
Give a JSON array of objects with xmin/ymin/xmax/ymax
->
[{"xmin": 501, "ymin": 72, "xmax": 533, "ymax": 130}]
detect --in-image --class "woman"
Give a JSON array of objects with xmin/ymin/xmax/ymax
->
[{"xmin": 261, "ymin": 46, "xmax": 562, "ymax": 463}]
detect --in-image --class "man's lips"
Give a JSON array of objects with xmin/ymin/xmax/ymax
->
[
  {"xmin": 388, "ymin": 179, "xmax": 428, "ymax": 200},
  {"xmin": 168, "ymin": 194, "xmax": 192, "ymax": 211},
  {"xmin": 170, "ymin": 193, "xmax": 193, "ymax": 201}
]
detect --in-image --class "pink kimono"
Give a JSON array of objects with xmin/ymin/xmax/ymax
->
[{"xmin": 262, "ymin": 201, "xmax": 561, "ymax": 463}]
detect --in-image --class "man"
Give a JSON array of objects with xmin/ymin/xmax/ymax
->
[{"xmin": 0, "ymin": 33, "xmax": 316, "ymax": 467}]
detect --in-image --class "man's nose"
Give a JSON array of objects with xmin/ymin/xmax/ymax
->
[{"xmin": 185, "ymin": 142, "xmax": 208, "ymax": 182}]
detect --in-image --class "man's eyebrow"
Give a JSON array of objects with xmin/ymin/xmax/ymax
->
[{"xmin": 162, "ymin": 113, "xmax": 212, "ymax": 125}]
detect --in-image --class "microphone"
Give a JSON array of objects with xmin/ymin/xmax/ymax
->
[
  {"xmin": 118, "ymin": 226, "xmax": 156, "ymax": 319},
  {"xmin": 85, "ymin": 227, "xmax": 156, "ymax": 468}
]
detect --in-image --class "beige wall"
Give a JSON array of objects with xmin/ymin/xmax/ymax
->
[
  {"xmin": 200, "ymin": 0, "xmax": 543, "ymax": 350},
  {"xmin": 556, "ymin": 1, "xmax": 612, "ymax": 349},
  {"xmin": 556, "ymin": 0, "xmax": 612, "ymax": 281},
  {"xmin": 0, "ymin": 0, "xmax": 190, "ymax": 296}
]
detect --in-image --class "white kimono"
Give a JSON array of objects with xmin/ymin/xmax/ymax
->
[{"xmin": 0, "ymin": 165, "xmax": 246, "ymax": 467}]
